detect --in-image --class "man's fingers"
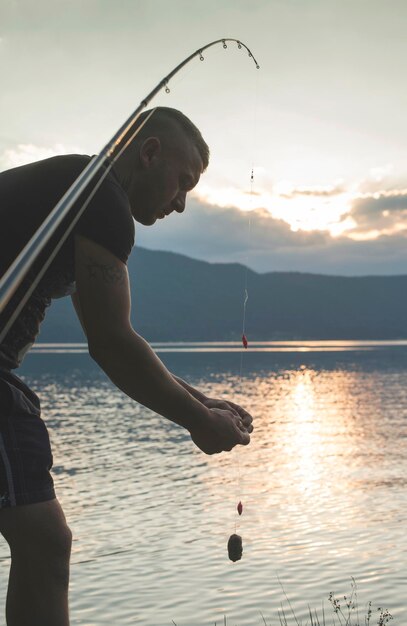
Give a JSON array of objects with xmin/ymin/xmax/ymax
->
[
  {"xmin": 205, "ymin": 399, "xmax": 253, "ymax": 434},
  {"xmin": 239, "ymin": 431, "xmax": 250, "ymax": 446},
  {"xmin": 235, "ymin": 415, "xmax": 253, "ymax": 435},
  {"xmin": 206, "ymin": 399, "xmax": 237, "ymax": 413},
  {"xmin": 236, "ymin": 418, "xmax": 246, "ymax": 432},
  {"xmin": 218, "ymin": 401, "xmax": 232, "ymax": 411},
  {"xmin": 236, "ymin": 412, "xmax": 253, "ymax": 431},
  {"xmin": 229, "ymin": 402, "xmax": 253, "ymax": 422}
]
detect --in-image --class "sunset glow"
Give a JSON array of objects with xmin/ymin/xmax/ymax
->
[{"xmin": 196, "ymin": 182, "xmax": 355, "ymax": 236}]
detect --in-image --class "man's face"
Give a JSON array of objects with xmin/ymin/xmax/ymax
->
[{"xmin": 130, "ymin": 134, "xmax": 203, "ymax": 226}]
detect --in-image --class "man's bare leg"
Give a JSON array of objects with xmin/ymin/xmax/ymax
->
[{"xmin": 0, "ymin": 498, "xmax": 72, "ymax": 626}]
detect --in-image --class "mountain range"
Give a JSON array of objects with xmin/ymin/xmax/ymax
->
[{"xmin": 39, "ymin": 247, "xmax": 407, "ymax": 342}]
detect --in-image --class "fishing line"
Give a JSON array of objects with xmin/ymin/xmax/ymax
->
[
  {"xmin": 0, "ymin": 38, "xmax": 260, "ymax": 563},
  {"xmin": 228, "ymin": 167, "xmax": 256, "ymax": 563},
  {"xmin": 229, "ymin": 64, "xmax": 261, "ymax": 562}
]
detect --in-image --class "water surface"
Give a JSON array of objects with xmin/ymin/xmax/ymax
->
[{"xmin": 0, "ymin": 341, "xmax": 406, "ymax": 625}]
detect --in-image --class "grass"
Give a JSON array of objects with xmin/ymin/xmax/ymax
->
[
  {"xmin": 171, "ymin": 579, "xmax": 394, "ymax": 626},
  {"xmin": 273, "ymin": 577, "xmax": 393, "ymax": 626}
]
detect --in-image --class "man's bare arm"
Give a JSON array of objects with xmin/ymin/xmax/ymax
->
[
  {"xmin": 74, "ymin": 235, "xmax": 209, "ymax": 429},
  {"xmin": 172, "ymin": 375, "xmax": 207, "ymax": 403},
  {"xmin": 74, "ymin": 235, "xmax": 250, "ymax": 453}
]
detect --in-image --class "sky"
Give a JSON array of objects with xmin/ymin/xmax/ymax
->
[{"xmin": 1, "ymin": 0, "xmax": 407, "ymax": 275}]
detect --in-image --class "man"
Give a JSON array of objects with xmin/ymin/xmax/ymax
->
[{"xmin": 0, "ymin": 107, "xmax": 253, "ymax": 626}]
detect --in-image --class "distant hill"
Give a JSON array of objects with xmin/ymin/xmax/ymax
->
[{"xmin": 39, "ymin": 247, "xmax": 407, "ymax": 342}]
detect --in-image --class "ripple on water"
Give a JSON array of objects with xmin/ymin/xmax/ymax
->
[{"xmin": 1, "ymin": 351, "xmax": 407, "ymax": 624}]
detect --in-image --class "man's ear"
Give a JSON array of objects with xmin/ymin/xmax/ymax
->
[{"xmin": 139, "ymin": 137, "xmax": 161, "ymax": 168}]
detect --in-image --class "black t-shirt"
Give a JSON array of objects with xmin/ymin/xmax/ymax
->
[{"xmin": 0, "ymin": 154, "xmax": 135, "ymax": 370}]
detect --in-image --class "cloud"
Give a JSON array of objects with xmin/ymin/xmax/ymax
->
[
  {"xmin": 345, "ymin": 189, "xmax": 407, "ymax": 234},
  {"xmin": 279, "ymin": 184, "xmax": 344, "ymax": 199},
  {"xmin": 2, "ymin": 144, "xmax": 407, "ymax": 275},
  {"xmin": 138, "ymin": 197, "xmax": 325, "ymax": 257},
  {"xmin": 136, "ymin": 195, "xmax": 407, "ymax": 275},
  {"xmin": 0, "ymin": 143, "xmax": 84, "ymax": 170},
  {"xmin": 352, "ymin": 190, "xmax": 407, "ymax": 215}
]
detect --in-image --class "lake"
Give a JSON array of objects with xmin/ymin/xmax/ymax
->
[{"xmin": 1, "ymin": 341, "xmax": 406, "ymax": 625}]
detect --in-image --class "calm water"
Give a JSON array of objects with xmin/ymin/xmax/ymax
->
[{"xmin": 1, "ymin": 341, "xmax": 407, "ymax": 625}]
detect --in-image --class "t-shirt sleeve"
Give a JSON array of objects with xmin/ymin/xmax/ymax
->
[{"xmin": 76, "ymin": 172, "xmax": 135, "ymax": 265}]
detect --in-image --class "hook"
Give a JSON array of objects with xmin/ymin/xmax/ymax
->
[
  {"xmin": 164, "ymin": 81, "xmax": 170, "ymax": 94},
  {"xmin": 222, "ymin": 40, "xmax": 227, "ymax": 49},
  {"xmin": 199, "ymin": 50, "xmax": 204, "ymax": 61}
]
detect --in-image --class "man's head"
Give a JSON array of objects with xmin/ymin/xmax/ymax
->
[{"xmin": 120, "ymin": 107, "xmax": 209, "ymax": 226}]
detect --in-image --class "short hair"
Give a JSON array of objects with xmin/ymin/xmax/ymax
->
[{"xmin": 135, "ymin": 107, "xmax": 210, "ymax": 171}]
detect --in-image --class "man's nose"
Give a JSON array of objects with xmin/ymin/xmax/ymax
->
[{"xmin": 173, "ymin": 191, "xmax": 186, "ymax": 213}]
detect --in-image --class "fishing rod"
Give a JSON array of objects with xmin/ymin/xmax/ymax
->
[{"xmin": 0, "ymin": 38, "xmax": 259, "ymax": 345}]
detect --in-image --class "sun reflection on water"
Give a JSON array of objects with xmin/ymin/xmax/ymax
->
[
  {"xmin": 4, "ymin": 352, "xmax": 407, "ymax": 624},
  {"xmin": 286, "ymin": 369, "xmax": 322, "ymax": 490},
  {"xmin": 202, "ymin": 362, "xmax": 407, "ymax": 564}
]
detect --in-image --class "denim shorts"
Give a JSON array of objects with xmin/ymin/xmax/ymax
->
[{"xmin": 0, "ymin": 370, "xmax": 55, "ymax": 508}]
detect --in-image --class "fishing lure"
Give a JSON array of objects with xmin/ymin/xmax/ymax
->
[
  {"xmin": 237, "ymin": 500, "xmax": 243, "ymax": 515},
  {"xmin": 242, "ymin": 334, "xmax": 248, "ymax": 349}
]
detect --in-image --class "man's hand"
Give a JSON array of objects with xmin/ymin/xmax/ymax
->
[
  {"xmin": 171, "ymin": 375, "xmax": 254, "ymax": 454},
  {"xmin": 188, "ymin": 407, "xmax": 251, "ymax": 455},
  {"xmin": 202, "ymin": 397, "xmax": 253, "ymax": 434}
]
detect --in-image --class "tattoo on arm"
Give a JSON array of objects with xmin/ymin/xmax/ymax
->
[{"xmin": 85, "ymin": 258, "xmax": 126, "ymax": 285}]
